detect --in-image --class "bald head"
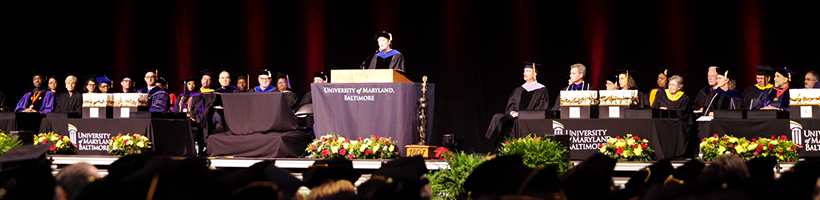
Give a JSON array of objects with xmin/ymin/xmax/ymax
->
[{"xmin": 219, "ymin": 71, "xmax": 231, "ymax": 88}]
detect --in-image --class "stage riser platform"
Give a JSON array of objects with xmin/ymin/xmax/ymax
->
[{"xmin": 47, "ymin": 156, "xmax": 798, "ymax": 189}]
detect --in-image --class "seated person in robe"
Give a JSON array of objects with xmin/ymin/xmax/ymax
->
[
  {"xmin": 648, "ymin": 69, "xmax": 671, "ymax": 107},
  {"xmin": 552, "ymin": 63, "xmax": 594, "ymax": 110},
  {"xmin": 215, "ymin": 71, "xmax": 238, "ymax": 93},
  {"xmin": 300, "ymin": 72, "xmax": 328, "ymax": 107},
  {"xmin": 15, "ymin": 74, "xmax": 56, "ymax": 114},
  {"xmin": 253, "ymin": 69, "xmax": 276, "ymax": 93},
  {"xmin": 136, "ymin": 69, "xmax": 170, "ymax": 112},
  {"xmin": 742, "ymin": 65, "xmax": 774, "ymax": 109},
  {"xmin": 275, "ymin": 73, "xmax": 299, "ymax": 111},
  {"xmin": 96, "ymin": 76, "xmax": 113, "ymax": 93},
  {"xmin": 486, "ymin": 62, "xmax": 549, "ymax": 144},
  {"xmin": 703, "ymin": 68, "xmax": 744, "ymax": 116},
  {"xmin": 233, "ymin": 73, "xmax": 251, "ymax": 93},
  {"xmin": 54, "ymin": 75, "xmax": 82, "ymax": 113},
  {"xmin": 752, "ymin": 67, "xmax": 794, "ymax": 112}
]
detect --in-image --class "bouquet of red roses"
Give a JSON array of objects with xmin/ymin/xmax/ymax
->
[
  {"xmin": 599, "ymin": 134, "xmax": 655, "ymax": 161},
  {"xmin": 305, "ymin": 134, "xmax": 400, "ymax": 159}
]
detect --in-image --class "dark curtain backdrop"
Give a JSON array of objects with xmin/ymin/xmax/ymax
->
[{"xmin": 4, "ymin": 0, "xmax": 819, "ymax": 153}]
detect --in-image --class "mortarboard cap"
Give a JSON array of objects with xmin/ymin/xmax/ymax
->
[
  {"xmin": 374, "ymin": 31, "xmax": 392, "ymax": 40},
  {"xmin": 257, "ymin": 69, "xmax": 272, "ymax": 77},
  {"xmin": 0, "ymin": 144, "xmax": 51, "ymax": 164},
  {"xmin": 302, "ymin": 158, "xmax": 362, "ymax": 189},
  {"xmin": 199, "ymin": 69, "xmax": 216, "ymax": 78},
  {"xmin": 774, "ymin": 67, "xmax": 796, "ymax": 82},
  {"xmin": 623, "ymin": 160, "xmax": 673, "ymax": 187},
  {"xmin": 234, "ymin": 73, "xmax": 249, "ymax": 80},
  {"xmin": 379, "ymin": 156, "xmax": 428, "ymax": 178},
  {"xmin": 182, "ymin": 77, "xmax": 196, "ymax": 85},
  {"xmin": 0, "ymin": 144, "xmax": 56, "ymax": 200},
  {"xmin": 464, "ymin": 155, "xmax": 524, "ymax": 198},
  {"xmin": 616, "ymin": 160, "xmax": 674, "ymax": 199},
  {"xmin": 755, "ymin": 65, "xmax": 774, "ymax": 76},
  {"xmin": 96, "ymin": 76, "xmax": 112, "ymax": 85},
  {"xmin": 492, "ymin": 163, "xmax": 561, "ymax": 198},
  {"xmin": 561, "ymin": 153, "xmax": 617, "ymax": 200},
  {"xmin": 659, "ymin": 68, "xmax": 672, "ymax": 77},
  {"xmin": 607, "ymin": 74, "xmax": 620, "ymax": 85},
  {"xmin": 617, "ymin": 69, "xmax": 637, "ymax": 77},
  {"xmin": 746, "ymin": 156, "xmax": 777, "ymax": 180},
  {"xmin": 524, "ymin": 62, "xmax": 541, "ymax": 73},
  {"xmin": 120, "ymin": 73, "xmax": 133, "ymax": 82},
  {"xmin": 82, "ymin": 74, "xmax": 98, "ymax": 84},
  {"xmin": 357, "ymin": 165, "xmax": 424, "ymax": 200},
  {"xmin": 667, "ymin": 159, "xmax": 705, "ymax": 184},
  {"xmin": 313, "ymin": 72, "xmax": 328, "ymax": 81},
  {"xmin": 218, "ymin": 160, "xmax": 302, "ymax": 200},
  {"xmin": 85, "ymin": 156, "xmax": 216, "ymax": 200},
  {"xmin": 715, "ymin": 68, "xmax": 736, "ymax": 80},
  {"xmin": 143, "ymin": 69, "xmax": 159, "ymax": 76},
  {"xmin": 776, "ymin": 160, "xmax": 820, "ymax": 199},
  {"xmin": 276, "ymin": 72, "xmax": 291, "ymax": 89},
  {"xmin": 155, "ymin": 77, "xmax": 168, "ymax": 86}
]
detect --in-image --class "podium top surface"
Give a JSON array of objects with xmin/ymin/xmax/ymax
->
[{"xmin": 330, "ymin": 69, "xmax": 412, "ymax": 83}]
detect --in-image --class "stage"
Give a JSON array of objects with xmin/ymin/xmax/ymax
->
[{"xmin": 47, "ymin": 155, "xmax": 799, "ymax": 188}]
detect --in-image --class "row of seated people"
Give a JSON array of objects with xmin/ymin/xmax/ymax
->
[
  {"xmin": 4, "ymin": 69, "xmax": 330, "ymax": 115},
  {"xmin": 487, "ymin": 63, "xmax": 804, "ymax": 145}
]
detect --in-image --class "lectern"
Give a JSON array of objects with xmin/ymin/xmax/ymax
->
[{"xmin": 330, "ymin": 69, "xmax": 411, "ymax": 83}]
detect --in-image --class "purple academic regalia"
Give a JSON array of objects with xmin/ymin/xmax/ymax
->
[{"xmin": 15, "ymin": 91, "xmax": 56, "ymax": 113}]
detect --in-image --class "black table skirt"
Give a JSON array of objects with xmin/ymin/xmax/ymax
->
[
  {"xmin": 0, "ymin": 119, "xmax": 15, "ymax": 132},
  {"xmin": 513, "ymin": 119, "xmax": 686, "ymax": 160},
  {"xmin": 39, "ymin": 118, "xmax": 195, "ymax": 156}
]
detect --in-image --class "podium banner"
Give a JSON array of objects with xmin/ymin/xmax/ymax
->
[{"xmin": 312, "ymin": 83, "xmax": 434, "ymax": 153}]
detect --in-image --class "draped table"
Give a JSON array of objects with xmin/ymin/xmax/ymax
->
[
  {"xmin": 707, "ymin": 119, "xmax": 820, "ymax": 157},
  {"xmin": 38, "ymin": 118, "xmax": 195, "ymax": 156},
  {"xmin": 513, "ymin": 119, "xmax": 686, "ymax": 160}
]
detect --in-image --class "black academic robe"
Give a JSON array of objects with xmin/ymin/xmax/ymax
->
[
  {"xmin": 652, "ymin": 90, "xmax": 693, "ymax": 141},
  {"xmin": 652, "ymin": 91, "xmax": 692, "ymax": 116},
  {"xmin": 551, "ymin": 82, "xmax": 594, "ymax": 111},
  {"xmin": 232, "ymin": 88, "xmax": 250, "ymax": 93},
  {"xmin": 485, "ymin": 87, "xmax": 549, "ymax": 142},
  {"xmin": 751, "ymin": 87, "xmax": 789, "ymax": 112},
  {"xmin": 277, "ymin": 90, "xmax": 299, "ymax": 111},
  {"xmin": 647, "ymin": 87, "xmax": 665, "ymax": 108},
  {"xmin": 363, "ymin": 51, "xmax": 406, "ymax": 71},
  {"xmin": 692, "ymin": 86, "xmax": 714, "ymax": 111},
  {"xmin": 54, "ymin": 91, "xmax": 83, "ymax": 113},
  {"xmin": 742, "ymin": 85, "xmax": 770, "ymax": 110},
  {"xmin": 703, "ymin": 88, "xmax": 744, "ymax": 115},
  {"xmin": 301, "ymin": 92, "xmax": 312, "ymax": 106}
]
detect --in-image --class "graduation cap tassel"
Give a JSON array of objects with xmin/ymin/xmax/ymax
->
[
  {"xmin": 532, "ymin": 63, "xmax": 537, "ymax": 81},
  {"xmin": 785, "ymin": 67, "xmax": 791, "ymax": 82}
]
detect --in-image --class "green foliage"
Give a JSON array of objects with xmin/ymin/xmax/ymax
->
[
  {"xmin": 428, "ymin": 151, "xmax": 487, "ymax": 200},
  {"xmin": 498, "ymin": 135, "xmax": 571, "ymax": 174},
  {"xmin": 0, "ymin": 130, "xmax": 22, "ymax": 155}
]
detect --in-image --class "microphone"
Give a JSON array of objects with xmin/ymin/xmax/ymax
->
[{"xmin": 359, "ymin": 50, "xmax": 381, "ymax": 69}]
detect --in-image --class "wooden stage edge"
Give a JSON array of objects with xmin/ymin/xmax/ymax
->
[
  {"xmin": 48, "ymin": 155, "xmax": 798, "ymax": 173},
  {"xmin": 47, "ymin": 155, "xmax": 800, "ymax": 188}
]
